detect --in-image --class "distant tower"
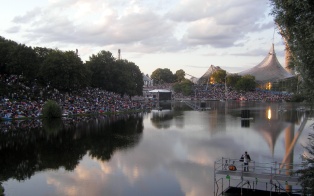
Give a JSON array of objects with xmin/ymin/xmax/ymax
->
[
  {"xmin": 118, "ymin": 49, "xmax": 121, "ymax": 60},
  {"xmin": 76, "ymin": 49, "xmax": 78, "ymax": 56}
]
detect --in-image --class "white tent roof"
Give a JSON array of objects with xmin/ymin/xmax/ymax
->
[{"xmin": 238, "ymin": 44, "xmax": 294, "ymax": 83}]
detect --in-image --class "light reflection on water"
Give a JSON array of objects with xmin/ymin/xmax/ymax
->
[{"xmin": 1, "ymin": 101, "xmax": 313, "ymax": 196}]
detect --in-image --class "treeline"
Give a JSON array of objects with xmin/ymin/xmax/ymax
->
[
  {"xmin": 0, "ymin": 36, "xmax": 143, "ymax": 96},
  {"xmin": 152, "ymin": 68, "xmax": 258, "ymax": 96},
  {"xmin": 271, "ymin": 1, "xmax": 314, "ymax": 194}
]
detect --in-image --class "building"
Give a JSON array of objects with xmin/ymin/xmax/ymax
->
[
  {"xmin": 148, "ymin": 89, "xmax": 172, "ymax": 101},
  {"xmin": 143, "ymin": 73, "xmax": 153, "ymax": 87},
  {"xmin": 238, "ymin": 44, "xmax": 295, "ymax": 89},
  {"xmin": 197, "ymin": 65, "xmax": 224, "ymax": 85}
]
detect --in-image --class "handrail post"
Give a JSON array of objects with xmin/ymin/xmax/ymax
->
[
  {"xmin": 222, "ymin": 178, "xmax": 223, "ymax": 195},
  {"xmin": 214, "ymin": 160, "xmax": 216, "ymax": 196},
  {"xmin": 274, "ymin": 161, "xmax": 277, "ymax": 175},
  {"xmin": 270, "ymin": 166, "xmax": 273, "ymax": 195}
]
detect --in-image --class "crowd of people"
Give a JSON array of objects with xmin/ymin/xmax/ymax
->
[
  {"xmin": 174, "ymin": 84, "xmax": 292, "ymax": 101},
  {"xmin": 0, "ymin": 74, "xmax": 155, "ymax": 120},
  {"xmin": 1, "ymin": 74, "xmax": 292, "ymax": 120}
]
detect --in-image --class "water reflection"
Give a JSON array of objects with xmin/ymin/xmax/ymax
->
[
  {"xmin": 1, "ymin": 102, "xmax": 313, "ymax": 196},
  {"xmin": 0, "ymin": 114, "xmax": 144, "ymax": 182}
]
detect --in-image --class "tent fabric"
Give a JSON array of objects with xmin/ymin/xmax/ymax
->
[
  {"xmin": 197, "ymin": 65, "xmax": 223, "ymax": 84},
  {"xmin": 238, "ymin": 44, "xmax": 294, "ymax": 83}
]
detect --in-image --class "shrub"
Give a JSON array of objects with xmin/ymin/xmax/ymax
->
[
  {"xmin": 287, "ymin": 94, "xmax": 305, "ymax": 102},
  {"xmin": 42, "ymin": 100, "xmax": 62, "ymax": 118}
]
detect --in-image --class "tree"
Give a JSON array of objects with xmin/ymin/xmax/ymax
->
[
  {"xmin": 270, "ymin": 0, "xmax": 314, "ymax": 102},
  {"xmin": 211, "ymin": 70, "xmax": 227, "ymax": 84},
  {"xmin": 40, "ymin": 50, "xmax": 90, "ymax": 91},
  {"xmin": 87, "ymin": 51, "xmax": 142, "ymax": 96},
  {"xmin": 87, "ymin": 50, "xmax": 115, "ymax": 90},
  {"xmin": 42, "ymin": 100, "xmax": 62, "ymax": 118},
  {"xmin": 0, "ymin": 36, "xmax": 18, "ymax": 74},
  {"xmin": 297, "ymin": 133, "xmax": 314, "ymax": 195},
  {"xmin": 6, "ymin": 44, "xmax": 39, "ymax": 80},
  {"xmin": 172, "ymin": 79, "xmax": 193, "ymax": 96},
  {"xmin": 151, "ymin": 68, "xmax": 175, "ymax": 84},
  {"xmin": 112, "ymin": 59, "xmax": 143, "ymax": 96},
  {"xmin": 235, "ymin": 75, "xmax": 256, "ymax": 91},
  {"xmin": 226, "ymin": 74, "xmax": 241, "ymax": 88},
  {"xmin": 34, "ymin": 47, "xmax": 54, "ymax": 65},
  {"xmin": 175, "ymin": 69, "xmax": 185, "ymax": 82}
]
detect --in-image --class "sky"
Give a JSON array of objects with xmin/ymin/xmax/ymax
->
[{"xmin": 0, "ymin": 0, "xmax": 286, "ymax": 78}]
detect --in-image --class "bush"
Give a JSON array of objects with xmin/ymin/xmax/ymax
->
[
  {"xmin": 42, "ymin": 100, "xmax": 62, "ymax": 118},
  {"xmin": 287, "ymin": 94, "xmax": 305, "ymax": 102}
]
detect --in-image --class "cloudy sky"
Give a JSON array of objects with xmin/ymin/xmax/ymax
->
[{"xmin": 1, "ymin": 0, "xmax": 285, "ymax": 78}]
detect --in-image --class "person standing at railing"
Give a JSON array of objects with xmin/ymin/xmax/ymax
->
[{"xmin": 240, "ymin": 151, "xmax": 251, "ymax": 171}]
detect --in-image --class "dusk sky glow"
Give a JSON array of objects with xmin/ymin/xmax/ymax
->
[{"xmin": 0, "ymin": 0, "xmax": 285, "ymax": 78}]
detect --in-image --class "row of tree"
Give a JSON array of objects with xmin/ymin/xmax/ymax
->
[
  {"xmin": 211, "ymin": 70, "xmax": 256, "ymax": 91},
  {"xmin": 151, "ymin": 68, "xmax": 257, "ymax": 96},
  {"xmin": 0, "ymin": 36, "xmax": 143, "ymax": 96},
  {"xmin": 150, "ymin": 68, "xmax": 186, "ymax": 84},
  {"xmin": 271, "ymin": 0, "xmax": 314, "ymax": 102}
]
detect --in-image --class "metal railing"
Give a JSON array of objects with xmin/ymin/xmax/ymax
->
[
  {"xmin": 214, "ymin": 157, "xmax": 305, "ymax": 195},
  {"xmin": 215, "ymin": 157, "xmax": 303, "ymax": 177}
]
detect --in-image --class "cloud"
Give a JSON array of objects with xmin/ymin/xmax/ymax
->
[
  {"xmin": 6, "ymin": 0, "xmax": 276, "ymax": 59},
  {"xmin": 10, "ymin": 0, "xmax": 180, "ymax": 53},
  {"xmin": 12, "ymin": 7, "xmax": 42, "ymax": 23},
  {"xmin": 167, "ymin": 0, "xmax": 272, "ymax": 48},
  {"xmin": 182, "ymin": 18, "xmax": 242, "ymax": 48},
  {"xmin": 230, "ymin": 48, "xmax": 268, "ymax": 57},
  {"xmin": 6, "ymin": 26, "xmax": 21, "ymax": 33}
]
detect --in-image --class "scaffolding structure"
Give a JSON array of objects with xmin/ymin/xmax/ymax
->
[{"xmin": 214, "ymin": 157, "xmax": 305, "ymax": 196}]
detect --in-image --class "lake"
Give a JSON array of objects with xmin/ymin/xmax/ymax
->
[{"xmin": 1, "ymin": 101, "xmax": 313, "ymax": 196}]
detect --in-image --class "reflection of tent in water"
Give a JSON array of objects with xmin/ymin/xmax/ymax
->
[{"xmin": 252, "ymin": 118, "xmax": 290, "ymax": 156}]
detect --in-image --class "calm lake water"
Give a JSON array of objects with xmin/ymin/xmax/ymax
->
[{"xmin": 1, "ymin": 101, "xmax": 313, "ymax": 196}]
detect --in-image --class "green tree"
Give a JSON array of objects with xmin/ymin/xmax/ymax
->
[
  {"xmin": 87, "ymin": 51, "xmax": 142, "ymax": 96},
  {"xmin": 226, "ymin": 74, "xmax": 241, "ymax": 88},
  {"xmin": 235, "ymin": 75, "xmax": 256, "ymax": 91},
  {"xmin": 297, "ymin": 133, "xmax": 314, "ymax": 195},
  {"xmin": 151, "ymin": 68, "xmax": 175, "ymax": 84},
  {"xmin": 0, "ymin": 36, "xmax": 18, "ymax": 74},
  {"xmin": 42, "ymin": 100, "xmax": 62, "ymax": 118},
  {"xmin": 112, "ymin": 59, "xmax": 143, "ymax": 96},
  {"xmin": 172, "ymin": 79, "xmax": 193, "ymax": 96},
  {"xmin": 211, "ymin": 70, "xmax": 227, "ymax": 84},
  {"xmin": 6, "ymin": 44, "xmax": 39, "ymax": 80},
  {"xmin": 175, "ymin": 69, "xmax": 185, "ymax": 82},
  {"xmin": 34, "ymin": 47, "xmax": 54, "ymax": 65},
  {"xmin": 40, "ymin": 50, "xmax": 90, "ymax": 91},
  {"xmin": 87, "ymin": 50, "xmax": 115, "ymax": 90},
  {"xmin": 271, "ymin": 0, "xmax": 314, "ymax": 102}
]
